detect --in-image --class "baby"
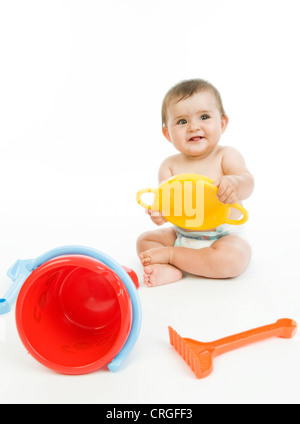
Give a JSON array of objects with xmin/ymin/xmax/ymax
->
[{"xmin": 137, "ymin": 79, "xmax": 254, "ymax": 287}]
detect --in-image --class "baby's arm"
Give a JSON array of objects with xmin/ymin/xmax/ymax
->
[
  {"xmin": 214, "ymin": 147, "xmax": 254, "ymax": 204},
  {"xmin": 158, "ymin": 157, "xmax": 173, "ymax": 184}
]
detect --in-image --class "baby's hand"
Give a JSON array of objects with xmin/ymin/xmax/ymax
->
[
  {"xmin": 214, "ymin": 176, "xmax": 239, "ymax": 204},
  {"xmin": 145, "ymin": 209, "xmax": 167, "ymax": 226}
]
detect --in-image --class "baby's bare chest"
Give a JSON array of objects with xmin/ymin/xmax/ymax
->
[{"xmin": 170, "ymin": 155, "xmax": 224, "ymax": 181}]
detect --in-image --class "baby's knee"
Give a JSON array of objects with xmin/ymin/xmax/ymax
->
[
  {"xmin": 212, "ymin": 237, "xmax": 251, "ymax": 278},
  {"xmin": 222, "ymin": 249, "xmax": 251, "ymax": 278},
  {"xmin": 136, "ymin": 230, "xmax": 156, "ymax": 251},
  {"xmin": 137, "ymin": 230, "xmax": 153, "ymax": 245}
]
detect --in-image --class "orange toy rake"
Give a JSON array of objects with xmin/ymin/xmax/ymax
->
[{"xmin": 168, "ymin": 319, "xmax": 297, "ymax": 379}]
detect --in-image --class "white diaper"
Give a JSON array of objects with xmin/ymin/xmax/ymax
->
[{"xmin": 174, "ymin": 222, "xmax": 246, "ymax": 250}]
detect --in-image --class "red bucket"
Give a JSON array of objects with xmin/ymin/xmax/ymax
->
[{"xmin": 15, "ymin": 254, "xmax": 138, "ymax": 374}]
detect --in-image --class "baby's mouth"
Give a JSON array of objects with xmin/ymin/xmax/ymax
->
[{"xmin": 188, "ymin": 136, "xmax": 204, "ymax": 142}]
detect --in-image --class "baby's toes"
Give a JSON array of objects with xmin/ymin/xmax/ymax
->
[
  {"xmin": 143, "ymin": 271, "xmax": 152, "ymax": 287},
  {"xmin": 143, "ymin": 266, "xmax": 154, "ymax": 287},
  {"xmin": 139, "ymin": 251, "xmax": 151, "ymax": 265}
]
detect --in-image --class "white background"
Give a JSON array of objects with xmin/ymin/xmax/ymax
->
[{"xmin": 0, "ymin": 0, "xmax": 300, "ymax": 404}]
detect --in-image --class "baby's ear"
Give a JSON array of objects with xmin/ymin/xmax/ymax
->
[
  {"xmin": 221, "ymin": 115, "xmax": 229, "ymax": 133},
  {"xmin": 162, "ymin": 126, "xmax": 171, "ymax": 142}
]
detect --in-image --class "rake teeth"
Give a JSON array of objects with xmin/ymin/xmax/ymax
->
[{"xmin": 168, "ymin": 326, "xmax": 201, "ymax": 378}]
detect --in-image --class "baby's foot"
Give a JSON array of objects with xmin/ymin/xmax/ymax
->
[
  {"xmin": 143, "ymin": 264, "xmax": 182, "ymax": 287},
  {"xmin": 139, "ymin": 247, "xmax": 173, "ymax": 266}
]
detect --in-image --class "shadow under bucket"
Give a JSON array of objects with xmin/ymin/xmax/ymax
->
[{"xmin": 0, "ymin": 246, "xmax": 141, "ymax": 375}]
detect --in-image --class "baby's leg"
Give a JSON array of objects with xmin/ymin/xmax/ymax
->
[
  {"xmin": 136, "ymin": 227, "xmax": 177, "ymax": 253},
  {"xmin": 140, "ymin": 235, "xmax": 251, "ymax": 280},
  {"xmin": 136, "ymin": 228, "xmax": 182, "ymax": 287}
]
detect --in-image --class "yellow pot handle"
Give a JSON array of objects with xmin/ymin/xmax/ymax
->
[
  {"xmin": 136, "ymin": 188, "xmax": 157, "ymax": 210},
  {"xmin": 224, "ymin": 203, "xmax": 249, "ymax": 225}
]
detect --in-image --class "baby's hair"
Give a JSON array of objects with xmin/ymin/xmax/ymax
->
[{"xmin": 161, "ymin": 79, "xmax": 226, "ymax": 126}]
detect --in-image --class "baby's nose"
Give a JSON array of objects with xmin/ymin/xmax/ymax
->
[{"xmin": 189, "ymin": 120, "xmax": 201, "ymax": 131}]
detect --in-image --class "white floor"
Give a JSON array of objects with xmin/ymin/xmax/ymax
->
[{"xmin": 0, "ymin": 182, "xmax": 300, "ymax": 405}]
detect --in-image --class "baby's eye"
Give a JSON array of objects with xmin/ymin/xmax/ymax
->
[
  {"xmin": 200, "ymin": 114, "xmax": 209, "ymax": 120},
  {"xmin": 177, "ymin": 119, "xmax": 187, "ymax": 125}
]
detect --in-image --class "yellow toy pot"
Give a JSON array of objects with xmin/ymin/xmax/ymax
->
[{"xmin": 136, "ymin": 173, "xmax": 248, "ymax": 231}]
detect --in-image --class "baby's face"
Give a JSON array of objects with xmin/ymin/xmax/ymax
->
[{"xmin": 163, "ymin": 91, "xmax": 228, "ymax": 157}]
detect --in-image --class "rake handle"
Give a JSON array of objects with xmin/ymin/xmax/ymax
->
[{"xmin": 210, "ymin": 319, "xmax": 297, "ymax": 357}]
